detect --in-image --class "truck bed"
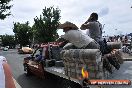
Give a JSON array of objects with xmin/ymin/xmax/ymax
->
[
  {"xmin": 44, "ymin": 61, "xmax": 132, "ymax": 88},
  {"xmin": 44, "ymin": 67, "xmax": 80, "ymax": 84}
]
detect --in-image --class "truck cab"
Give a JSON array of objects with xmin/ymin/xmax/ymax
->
[{"xmin": 23, "ymin": 43, "xmax": 63, "ymax": 78}]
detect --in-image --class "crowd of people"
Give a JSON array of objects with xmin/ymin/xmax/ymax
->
[
  {"xmin": 105, "ymin": 35, "xmax": 131, "ymax": 43},
  {"xmin": 104, "ymin": 35, "xmax": 132, "ymax": 55}
]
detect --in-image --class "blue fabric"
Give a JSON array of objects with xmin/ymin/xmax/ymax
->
[
  {"xmin": 35, "ymin": 55, "xmax": 43, "ymax": 61},
  {"xmin": 98, "ymin": 40, "xmax": 112, "ymax": 55},
  {"xmin": 98, "ymin": 40, "xmax": 106, "ymax": 54},
  {"xmin": 37, "ymin": 55, "xmax": 42, "ymax": 61}
]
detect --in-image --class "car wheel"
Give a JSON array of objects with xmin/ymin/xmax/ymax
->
[{"xmin": 24, "ymin": 64, "xmax": 32, "ymax": 76}]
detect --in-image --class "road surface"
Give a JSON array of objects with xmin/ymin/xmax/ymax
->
[
  {"xmin": 0, "ymin": 49, "xmax": 59, "ymax": 88},
  {"xmin": 0, "ymin": 49, "xmax": 132, "ymax": 88}
]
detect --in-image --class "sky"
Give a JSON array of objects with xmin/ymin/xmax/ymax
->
[{"xmin": 0, "ymin": 0, "xmax": 132, "ymax": 36}]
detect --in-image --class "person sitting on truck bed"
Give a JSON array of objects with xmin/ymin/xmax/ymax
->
[
  {"xmin": 58, "ymin": 21, "xmax": 100, "ymax": 49},
  {"xmin": 80, "ymin": 13, "xmax": 112, "ymax": 54},
  {"xmin": 35, "ymin": 49, "xmax": 43, "ymax": 62},
  {"xmin": 80, "ymin": 13, "xmax": 102, "ymax": 42}
]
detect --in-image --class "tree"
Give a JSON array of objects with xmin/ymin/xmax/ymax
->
[
  {"xmin": 0, "ymin": 34, "xmax": 15, "ymax": 48},
  {"xmin": 13, "ymin": 21, "xmax": 33, "ymax": 48},
  {"xmin": 33, "ymin": 6, "xmax": 61, "ymax": 43},
  {"xmin": 0, "ymin": 0, "xmax": 13, "ymax": 20}
]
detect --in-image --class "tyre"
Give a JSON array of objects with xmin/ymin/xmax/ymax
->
[{"xmin": 24, "ymin": 64, "xmax": 32, "ymax": 76}]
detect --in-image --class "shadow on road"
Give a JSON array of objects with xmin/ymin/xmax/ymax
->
[{"xmin": 17, "ymin": 73, "xmax": 59, "ymax": 88}]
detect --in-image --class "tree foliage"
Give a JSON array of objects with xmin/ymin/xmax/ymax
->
[
  {"xmin": 0, "ymin": 0, "xmax": 13, "ymax": 20},
  {"xmin": 0, "ymin": 34, "xmax": 15, "ymax": 48},
  {"xmin": 13, "ymin": 21, "xmax": 33, "ymax": 48},
  {"xmin": 33, "ymin": 6, "xmax": 61, "ymax": 43}
]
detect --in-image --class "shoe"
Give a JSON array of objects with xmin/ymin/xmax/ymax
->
[
  {"xmin": 103, "ymin": 58, "xmax": 112, "ymax": 74},
  {"xmin": 107, "ymin": 56, "xmax": 120, "ymax": 70}
]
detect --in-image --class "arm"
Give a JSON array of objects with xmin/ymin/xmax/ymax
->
[
  {"xmin": 3, "ymin": 62, "xmax": 16, "ymax": 88},
  {"xmin": 56, "ymin": 37, "xmax": 69, "ymax": 47},
  {"xmin": 80, "ymin": 22, "xmax": 94, "ymax": 30},
  {"xmin": 80, "ymin": 16, "xmax": 93, "ymax": 30},
  {"xmin": 84, "ymin": 17, "xmax": 92, "ymax": 24},
  {"xmin": 56, "ymin": 37, "xmax": 66, "ymax": 42},
  {"xmin": 59, "ymin": 40, "xmax": 69, "ymax": 48}
]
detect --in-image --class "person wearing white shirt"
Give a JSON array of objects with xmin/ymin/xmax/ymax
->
[{"xmin": 58, "ymin": 21, "xmax": 99, "ymax": 49}]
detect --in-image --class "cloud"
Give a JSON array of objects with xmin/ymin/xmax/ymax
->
[
  {"xmin": 99, "ymin": 7, "xmax": 109, "ymax": 17},
  {"xmin": 0, "ymin": 0, "xmax": 132, "ymax": 36}
]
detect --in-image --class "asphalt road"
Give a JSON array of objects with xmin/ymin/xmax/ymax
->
[
  {"xmin": 0, "ymin": 49, "xmax": 60, "ymax": 88},
  {"xmin": 1, "ymin": 49, "xmax": 132, "ymax": 88}
]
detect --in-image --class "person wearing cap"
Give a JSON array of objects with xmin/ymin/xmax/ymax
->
[{"xmin": 58, "ymin": 21, "xmax": 99, "ymax": 49}]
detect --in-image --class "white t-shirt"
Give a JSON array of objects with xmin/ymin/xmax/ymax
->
[
  {"xmin": 86, "ymin": 29, "xmax": 90, "ymax": 36},
  {"xmin": 0, "ymin": 56, "xmax": 6, "ymax": 88},
  {"xmin": 61, "ymin": 30, "xmax": 93, "ymax": 48}
]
